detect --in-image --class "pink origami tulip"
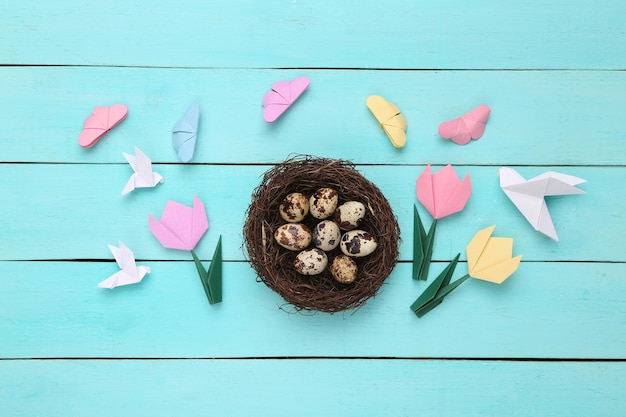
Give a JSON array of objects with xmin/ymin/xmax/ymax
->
[
  {"xmin": 149, "ymin": 196, "xmax": 222, "ymax": 305},
  {"xmin": 413, "ymin": 164, "xmax": 472, "ymax": 281},
  {"xmin": 416, "ymin": 164, "xmax": 472, "ymax": 220},
  {"xmin": 149, "ymin": 195, "xmax": 209, "ymax": 250}
]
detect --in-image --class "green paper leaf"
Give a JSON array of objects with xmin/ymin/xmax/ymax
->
[
  {"xmin": 412, "ymin": 205, "xmax": 437, "ymax": 281},
  {"xmin": 206, "ymin": 235, "xmax": 223, "ymax": 304},
  {"xmin": 191, "ymin": 248, "xmax": 213, "ymax": 305},
  {"xmin": 410, "ymin": 253, "xmax": 460, "ymax": 318},
  {"xmin": 191, "ymin": 237, "xmax": 223, "ymax": 305}
]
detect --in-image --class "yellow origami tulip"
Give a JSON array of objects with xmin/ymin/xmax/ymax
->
[
  {"xmin": 411, "ymin": 225, "xmax": 523, "ymax": 318},
  {"xmin": 466, "ymin": 225, "xmax": 522, "ymax": 284}
]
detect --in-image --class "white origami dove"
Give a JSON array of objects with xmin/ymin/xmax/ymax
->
[
  {"xmin": 121, "ymin": 146, "xmax": 163, "ymax": 196},
  {"xmin": 98, "ymin": 241, "xmax": 151, "ymax": 288},
  {"xmin": 499, "ymin": 167, "xmax": 586, "ymax": 241}
]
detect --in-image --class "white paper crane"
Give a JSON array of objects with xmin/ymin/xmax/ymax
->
[
  {"xmin": 499, "ymin": 167, "xmax": 586, "ymax": 241},
  {"xmin": 98, "ymin": 241, "xmax": 151, "ymax": 288},
  {"xmin": 121, "ymin": 146, "xmax": 164, "ymax": 196}
]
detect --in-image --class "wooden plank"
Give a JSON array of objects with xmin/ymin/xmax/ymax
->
[
  {"xmin": 0, "ymin": 67, "xmax": 624, "ymax": 165},
  {"xmin": 2, "ymin": 359, "xmax": 625, "ymax": 416},
  {"xmin": 1, "ymin": 261, "xmax": 624, "ymax": 359},
  {"xmin": 1, "ymin": 1, "xmax": 624, "ymax": 69},
  {"xmin": 0, "ymin": 164, "xmax": 618, "ymax": 262}
]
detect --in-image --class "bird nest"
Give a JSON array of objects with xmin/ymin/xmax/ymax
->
[{"xmin": 243, "ymin": 155, "xmax": 400, "ymax": 313}]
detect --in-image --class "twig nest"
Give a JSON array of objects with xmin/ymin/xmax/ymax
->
[{"xmin": 243, "ymin": 155, "xmax": 400, "ymax": 313}]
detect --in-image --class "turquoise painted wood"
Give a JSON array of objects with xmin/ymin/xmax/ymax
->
[
  {"xmin": 2, "ymin": 0, "xmax": 625, "ymax": 69},
  {"xmin": 0, "ymin": 164, "xmax": 619, "ymax": 262},
  {"xmin": 1, "ymin": 67, "xmax": 624, "ymax": 165},
  {"xmin": 1, "ymin": 262, "xmax": 625, "ymax": 359},
  {"xmin": 1, "ymin": 0, "xmax": 624, "ymax": 415},
  {"xmin": 3, "ymin": 360, "xmax": 625, "ymax": 417}
]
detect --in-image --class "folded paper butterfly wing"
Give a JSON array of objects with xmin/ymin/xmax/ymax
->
[
  {"xmin": 262, "ymin": 90, "xmax": 289, "ymax": 122},
  {"xmin": 172, "ymin": 103, "xmax": 200, "ymax": 162},
  {"xmin": 79, "ymin": 107, "xmax": 109, "ymax": 148},
  {"xmin": 263, "ymin": 77, "xmax": 310, "ymax": 123},
  {"xmin": 366, "ymin": 95, "xmax": 407, "ymax": 147},
  {"xmin": 79, "ymin": 105, "xmax": 128, "ymax": 148},
  {"xmin": 438, "ymin": 118, "xmax": 470, "ymax": 145},
  {"xmin": 285, "ymin": 77, "xmax": 310, "ymax": 103},
  {"xmin": 463, "ymin": 105, "xmax": 490, "ymax": 139},
  {"xmin": 439, "ymin": 105, "xmax": 490, "ymax": 145},
  {"xmin": 383, "ymin": 114, "xmax": 407, "ymax": 148},
  {"xmin": 366, "ymin": 95, "xmax": 398, "ymax": 124}
]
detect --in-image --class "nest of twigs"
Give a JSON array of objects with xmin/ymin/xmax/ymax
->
[{"xmin": 243, "ymin": 155, "xmax": 400, "ymax": 313}]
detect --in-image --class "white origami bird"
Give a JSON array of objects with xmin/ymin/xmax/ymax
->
[
  {"xmin": 121, "ymin": 146, "xmax": 164, "ymax": 196},
  {"xmin": 499, "ymin": 167, "xmax": 586, "ymax": 241},
  {"xmin": 98, "ymin": 241, "xmax": 151, "ymax": 288}
]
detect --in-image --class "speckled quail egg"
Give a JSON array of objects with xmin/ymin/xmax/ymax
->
[
  {"xmin": 279, "ymin": 192, "xmax": 309, "ymax": 223},
  {"xmin": 330, "ymin": 255, "xmax": 358, "ymax": 284},
  {"xmin": 294, "ymin": 248, "xmax": 328, "ymax": 275},
  {"xmin": 274, "ymin": 223, "xmax": 312, "ymax": 251},
  {"xmin": 312, "ymin": 220, "xmax": 341, "ymax": 251},
  {"xmin": 334, "ymin": 201, "xmax": 366, "ymax": 230},
  {"xmin": 340, "ymin": 229, "xmax": 377, "ymax": 257},
  {"xmin": 309, "ymin": 187, "xmax": 339, "ymax": 219}
]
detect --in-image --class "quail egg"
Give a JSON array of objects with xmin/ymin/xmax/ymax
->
[
  {"xmin": 334, "ymin": 201, "xmax": 366, "ymax": 230},
  {"xmin": 294, "ymin": 248, "xmax": 328, "ymax": 275},
  {"xmin": 309, "ymin": 187, "xmax": 338, "ymax": 219},
  {"xmin": 330, "ymin": 255, "xmax": 358, "ymax": 284},
  {"xmin": 340, "ymin": 229, "xmax": 377, "ymax": 257},
  {"xmin": 312, "ymin": 220, "xmax": 341, "ymax": 251},
  {"xmin": 274, "ymin": 223, "xmax": 312, "ymax": 251},
  {"xmin": 279, "ymin": 192, "xmax": 309, "ymax": 223}
]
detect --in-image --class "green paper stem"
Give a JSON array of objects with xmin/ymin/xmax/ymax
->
[
  {"xmin": 410, "ymin": 254, "xmax": 471, "ymax": 318},
  {"xmin": 190, "ymin": 235, "xmax": 223, "ymax": 305},
  {"xmin": 412, "ymin": 205, "xmax": 437, "ymax": 281},
  {"xmin": 411, "ymin": 253, "xmax": 459, "ymax": 317}
]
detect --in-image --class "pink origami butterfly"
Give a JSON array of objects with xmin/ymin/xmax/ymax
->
[
  {"xmin": 438, "ymin": 104, "xmax": 491, "ymax": 145},
  {"xmin": 78, "ymin": 104, "xmax": 128, "ymax": 148},
  {"xmin": 262, "ymin": 77, "xmax": 310, "ymax": 123}
]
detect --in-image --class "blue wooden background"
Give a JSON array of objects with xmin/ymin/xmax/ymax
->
[{"xmin": 1, "ymin": 1, "xmax": 625, "ymax": 415}]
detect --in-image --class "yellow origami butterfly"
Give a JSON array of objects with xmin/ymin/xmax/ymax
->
[{"xmin": 366, "ymin": 95, "xmax": 407, "ymax": 148}]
